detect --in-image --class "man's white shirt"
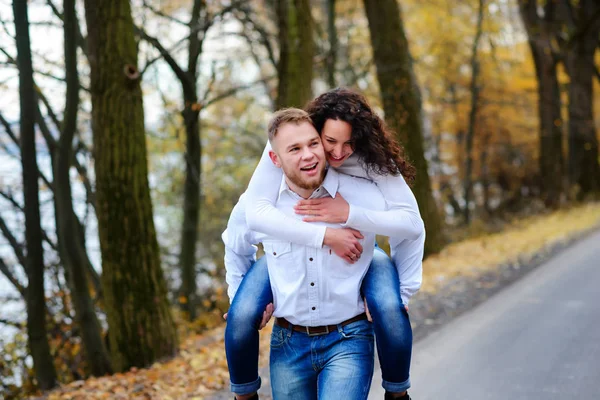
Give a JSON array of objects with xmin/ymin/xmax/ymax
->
[
  {"xmin": 245, "ymin": 143, "xmax": 424, "ymax": 305},
  {"xmin": 223, "ymin": 168, "xmax": 386, "ymax": 326}
]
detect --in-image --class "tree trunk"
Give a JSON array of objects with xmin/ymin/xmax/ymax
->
[
  {"xmin": 564, "ymin": 0, "xmax": 600, "ymax": 197},
  {"xmin": 463, "ymin": 0, "xmax": 485, "ymax": 225},
  {"xmin": 12, "ymin": 0, "xmax": 58, "ymax": 390},
  {"xmin": 518, "ymin": 0, "xmax": 565, "ymax": 208},
  {"xmin": 54, "ymin": 0, "xmax": 112, "ymax": 375},
  {"xmin": 326, "ymin": 0, "xmax": 337, "ymax": 88},
  {"xmin": 481, "ymin": 132, "xmax": 492, "ymax": 216},
  {"xmin": 83, "ymin": 0, "xmax": 177, "ymax": 372},
  {"xmin": 179, "ymin": 97, "xmax": 201, "ymax": 320},
  {"xmin": 531, "ymin": 47, "xmax": 564, "ymax": 208},
  {"xmin": 363, "ymin": 0, "xmax": 445, "ymax": 255},
  {"xmin": 276, "ymin": 0, "xmax": 314, "ymax": 108},
  {"xmin": 177, "ymin": 0, "xmax": 205, "ymax": 321}
]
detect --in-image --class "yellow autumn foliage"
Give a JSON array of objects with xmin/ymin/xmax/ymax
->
[
  {"xmin": 45, "ymin": 203, "xmax": 600, "ymax": 400},
  {"xmin": 422, "ymin": 202, "xmax": 600, "ymax": 293}
]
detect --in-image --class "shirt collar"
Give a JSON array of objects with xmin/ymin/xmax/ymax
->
[{"xmin": 277, "ymin": 167, "xmax": 340, "ymax": 201}]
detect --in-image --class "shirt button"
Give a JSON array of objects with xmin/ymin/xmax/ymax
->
[
  {"xmin": 273, "ymin": 252, "xmax": 276, "ymax": 256},
  {"xmin": 309, "ymin": 257, "xmax": 313, "ymax": 261},
  {"xmin": 312, "ymin": 307, "xmax": 316, "ymax": 310},
  {"xmin": 310, "ymin": 282, "xmax": 315, "ymax": 286}
]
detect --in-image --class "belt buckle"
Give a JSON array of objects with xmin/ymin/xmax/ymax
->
[{"xmin": 306, "ymin": 325, "xmax": 329, "ymax": 336}]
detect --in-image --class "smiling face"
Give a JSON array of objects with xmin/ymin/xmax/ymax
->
[
  {"xmin": 269, "ymin": 121, "xmax": 326, "ymax": 198},
  {"xmin": 321, "ymin": 119, "xmax": 354, "ymax": 168}
]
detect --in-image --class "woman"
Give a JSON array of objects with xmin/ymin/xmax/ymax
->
[{"xmin": 225, "ymin": 88, "xmax": 424, "ymax": 400}]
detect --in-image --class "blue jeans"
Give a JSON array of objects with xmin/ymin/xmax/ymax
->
[
  {"xmin": 270, "ymin": 319, "xmax": 374, "ymax": 400},
  {"xmin": 363, "ymin": 247, "xmax": 412, "ymax": 393},
  {"xmin": 224, "ymin": 247, "xmax": 412, "ymax": 394}
]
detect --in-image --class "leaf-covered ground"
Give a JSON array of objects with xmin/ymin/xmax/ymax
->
[{"xmin": 43, "ymin": 203, "xmax": 600, "ymax": 400}]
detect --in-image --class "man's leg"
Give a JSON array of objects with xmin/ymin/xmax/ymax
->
[
  {"xmin": 362, "ymin": 247, "xmax": 412, "ymax": 397},
  {"xmin": 270, "ymin": 324, "xmax": 318, "ymax": 400},
  {"xmin": 318, "ymin": 319, "xmax": 375, "ymax": 400},
  {"xmin": 225, "ymin": 257, "xmax": 273, "ymax": 398}
]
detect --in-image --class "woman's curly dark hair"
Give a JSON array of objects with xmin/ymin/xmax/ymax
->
[{"xmin": 305, "ymin": 87, "xmax": 416, "ymax": 185}]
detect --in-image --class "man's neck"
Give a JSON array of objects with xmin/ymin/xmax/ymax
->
[{"xmin": 285, "ymin": 178, "xmax": 317, "ymax": 199}]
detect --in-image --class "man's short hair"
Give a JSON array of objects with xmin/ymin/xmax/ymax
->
[{"xmin": 268, "ymin": 108, "xmax": 313, "ymax": 142}]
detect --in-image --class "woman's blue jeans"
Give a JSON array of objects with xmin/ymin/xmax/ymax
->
[{"xmin": 224, "ymin": 247, "xmax": 412, "ymax": 395}]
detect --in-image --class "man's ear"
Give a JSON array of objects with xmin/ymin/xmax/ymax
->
[{"xmin": 269, "ymin": 150, "xmax": 281, "ymax": 168}]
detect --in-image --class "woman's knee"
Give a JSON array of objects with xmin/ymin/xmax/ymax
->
[
  {"xmin": 228, "ymin": 299, "xmax": 266, "ymax": 327},
  {"xmin": 366, "ymin": 291, "xmax": 403, "ymax": 316}
]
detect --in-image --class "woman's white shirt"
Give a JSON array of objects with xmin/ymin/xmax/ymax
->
[{"xmin": 243, "ymin": 141, "xmax": 425, "ymax": 304}]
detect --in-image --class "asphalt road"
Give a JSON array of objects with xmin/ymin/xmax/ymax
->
[{"xmin": 369, "ymin": 229, "xmax": 600, "ymax": 400}]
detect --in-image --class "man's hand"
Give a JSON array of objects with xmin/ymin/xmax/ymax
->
[
  {"xmin": 294, "ymin": 194, "xmax": 350, "ymax": 224},
  {"xmin": 324, "ymin": 227, "xmax": 364, "ymax": 263},
  {"xmin": 259, "ymin": 303, "xmax": 274, "ymax": 329},
  {"xmin": 223, "ymin": 303, "xmax": 274, "ymax": 330}
]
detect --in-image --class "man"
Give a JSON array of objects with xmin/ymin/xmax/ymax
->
[{"xmin": 223, "ymin": 108, "xmax": 387, "ymax": 399}]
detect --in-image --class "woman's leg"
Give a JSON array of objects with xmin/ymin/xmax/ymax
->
[
  {"xmin": 225, "ymin": 257, "xmax": 273, "ymax": 396},
  {"xmin": 362, "ymin": 247, "xmax": 413, "ymax": 395}
]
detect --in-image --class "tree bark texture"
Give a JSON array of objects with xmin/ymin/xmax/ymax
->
[
  {"xmin": 363, "ymin": 0, "xmax": 445, "ymax": 255},
  {"xmin": 83, "ymin": 0, "xmax": 177, "ymax": 372},
  {"xmin": 54, "ymin": 0, "xmax": 112, "ymax": 375},
  {"xmin": 326, "ymin": 0, "xmax": 337, "ymax": 88},
  {"xmin": 463, "ymin": 0, "xmax": 485, "ymax": 225},
  {"xmin": 276, "ymin": 0, "xmax": 314, "ymax": 108},
  {"xmin": 177, "ymin": 0, "xmax": 206, "ymax": 321},
  {"xmin": 12, "ymin": 0, "xmax": 58, "ymax": 390},
  {"xmin": 563, "ymin": 0, "xmax": 600, "ymax": 197},
  {"xmin": 518, "ymin": 0, "xmax": 565, "ymax": 208}
]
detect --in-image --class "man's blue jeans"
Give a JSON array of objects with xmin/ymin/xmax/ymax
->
[
  {"xmin": 224, "ymin": 247, "xmax": 412, "ymax": 395},
  {"xmin": 270, "ymin": 319, "xmax": 374, "ymax": 399}
]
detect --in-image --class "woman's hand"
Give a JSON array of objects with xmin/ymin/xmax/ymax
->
[{"xmin": 294, "ymin": 194, "xmax": 350, "ymax": 223}]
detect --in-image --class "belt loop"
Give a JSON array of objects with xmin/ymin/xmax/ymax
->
[
  {"xmin": 287, "ymin": 322, "xmax": 293, "ymax": 338},
  {"xmin": 337, "ymin": 323, "xmax": 343, "ymax": 334}
]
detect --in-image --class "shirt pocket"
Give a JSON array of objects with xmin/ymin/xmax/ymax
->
[
  {"xmin": 264, "ymin": 241, "xmax": 292, "ymax": 258},
  {"xmin": 263, "ymin": 241, "xmax": 297, "ymax": 273}
]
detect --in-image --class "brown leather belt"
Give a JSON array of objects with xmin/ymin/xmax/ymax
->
[{"xmin": 275, "ymin": 313, "xmax": 368, "ymax": 336}]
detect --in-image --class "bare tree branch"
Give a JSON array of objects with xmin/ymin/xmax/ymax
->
[
  {"xmin": 0, "ymin": 317, "xmax": 25, "ymax": 329},
  {"xmin": 46, "ymin": 0, "xmax": 88, "ymax": 57},
  {"xmin": 0, "ymin": 257, "xmax": 26, "ymax": 298},
  {"xmin": 0, "ymin": 189, "xmax": 23, "ymax": 212},
  {"xmin": 0, "ymin": 46, "xmax": 90, "ymax": 92},
  {"xmin": 204, "ymin": 74, "xmax": 277, "ymax": 108},
  {"xmin": 36, "ymin": 89, "xmax": 62, "ymax": 133},
  {"xmin": 135, "ymin": 26, "xmax": 195, "ymax": 98},
  {"xmin": 235, "ymin": 7, "xmax": 277, "ymax": 69},
  {"xmin": 0, "ymin": 111, "xmax": 54, "ymax": 191},
  {"xmin": 141, "ymin": 0, "xmax": 188, "ymax": 26},
  {"xmin": 0, "ymin": 112, "xmax": 20, "ymax": 148},
  {"xmin": 0, "ymin": 215, "xmax": 26, "ymax": 267}
]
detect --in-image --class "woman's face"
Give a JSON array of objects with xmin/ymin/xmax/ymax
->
[{"xmin": 321, "ymin": 119, "xmax": 354, "ymax": 168}]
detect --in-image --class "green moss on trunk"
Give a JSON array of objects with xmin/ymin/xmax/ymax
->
[
  {"xmin": 83, "ymin": 0, "xmax": 177, "ymax": 372},
  {"xmin": 276, "ymin": 0, "xmax": 314, "ymax": 109}
]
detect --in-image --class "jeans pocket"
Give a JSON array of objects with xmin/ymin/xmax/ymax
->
[
  {"xmin": 270, "ymin": 325, "xmax": 289, "ymax": 348},
  {"xmin": 340, "ymin": 320, "xmax": 374, "ymax": 341}
]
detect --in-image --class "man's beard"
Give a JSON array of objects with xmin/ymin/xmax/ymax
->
[{"xmin": 283, "ymin": 164, "xmax": 326, "ymax": 192}]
